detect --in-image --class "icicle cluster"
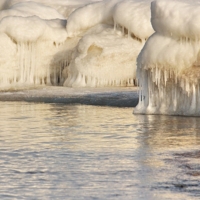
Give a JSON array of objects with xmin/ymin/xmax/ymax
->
[
  {"xmin": 0, "ymin": 1, "xmax": 73, "ymax": 89},
  {"xmin": 64, "ymin": 24, "xmax": 142, "ymax": 87},
  {"xmin": 113, "ymin": 0, "xmax": 154, "ymax": 42},
  {"xmin": 135, "ymin": 0, "xmax": 200, "ymax": 116},
  {"xmin": 64, "ymin": 0, "xmax": 154, "ymax": 87},
  {"xmin": 0, "ymin": 0, "xmax": 155, "ymax": 89}
]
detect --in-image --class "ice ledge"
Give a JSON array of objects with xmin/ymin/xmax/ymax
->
[{"xmin": 0, "ymin": 86, "xmax": 139, "ymax": 107}]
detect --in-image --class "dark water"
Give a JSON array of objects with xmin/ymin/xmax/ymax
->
[{"xmin": 0, "ymin": 102, "xmax": 200, "ymax": 200}]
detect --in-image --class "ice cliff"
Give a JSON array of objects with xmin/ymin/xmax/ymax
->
[{"xmin": 135, "ymin": 0, "xmax": 200, "ymax": 116}]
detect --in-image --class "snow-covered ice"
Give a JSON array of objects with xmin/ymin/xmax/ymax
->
[
  {"xmin": 135, "ymin": 0, "xmax": 200, "ymax": 116},
  {"xmin": 0, "ymin": 0, "xmax": 153, "ymax": 89}
]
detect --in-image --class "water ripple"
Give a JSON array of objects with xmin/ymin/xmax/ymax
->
[{"xmin": 0, "ymin": 102, "xmax": 200, "ymax": 199}]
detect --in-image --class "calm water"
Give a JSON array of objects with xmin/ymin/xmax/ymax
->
[{"xmin": 0, "ymin": 102, "xmax": 200, "ymax": 200}]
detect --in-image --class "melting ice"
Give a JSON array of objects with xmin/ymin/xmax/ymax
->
[
  {"xmin": 135, "ymin": 0, "xmax": 200, "ymax": 116},
  {"xmin": 0, "ymin": 0, "xmax": 153, "ymax": 89}
]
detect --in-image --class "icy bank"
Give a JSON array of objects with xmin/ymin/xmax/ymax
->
[
  {"xmin": 0, "ymin": 87, "xmax": 139, "ymax": 107},
  {"xmin": 135, "ymin": 0, "xmax": 200, "ymax": 116},
  {"xmin": 0, "ymin": 0, "xmax": 153, "ymax": 90}
]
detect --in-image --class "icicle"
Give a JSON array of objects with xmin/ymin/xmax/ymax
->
[
  {"xmin": 114, "ymin": 21, "xmax": 117, "ymax": 31},
  {"xmin": 175, "ymin": 70, "xmax": 178, "ymax": 84},
  {"xmin": 122, "ymin": 26, "xmax": 125, "ymax": 35},
  {"xmin": 190, "ymin": 83, "xmax": 196, "ymax": 111},
  {"xmin": 155, "ymin": 64, "xmax": 158, "ymax": 85},
  {"xmin": 164, "ymin": 69, "xmax": 168, "ymax": 86},
  {"xmin": 59, "ymin": 64, "xmax": 62, "ymax": 85},
  {"xmin": 46, "ymin": 65, "xmax": 51, "ymax": 85},
  {"xmin": 185, "ymin": 80, "xmax": 190, "ymax": 94},
  {"xmin": 130, "ymin": 78, "xmax": 134, "ymax": 86},
  {"xmin": 158, "ymin": 67, "xmax": 161, "ymax": 86},
  {"xmin": 85, "ymin": 75, "xmax": 88, "ymax": 84},
  {"xmin": 173, "ymin": 85, "xmax": 177, "ymax": 111}
]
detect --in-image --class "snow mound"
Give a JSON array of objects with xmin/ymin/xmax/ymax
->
[{"xmin": 135, "ymin": 0, "xmax": 200, "ymax": 116}]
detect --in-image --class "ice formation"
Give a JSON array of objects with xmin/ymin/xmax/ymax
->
[
  {"xmin": 3, "ymin": 0, "xmax": 100, "ymax": 18},
  {"xmin": 0, "ymin": 4, "xmax": 68, "ymax": 87},
  {"xmin": 0, "ymin": 0, "xmax": 154, "ymax": 89},
  {"xmin": 64, "ymin": 0, "xmax": 154, "ymax": 87},
  {"xmin": 113, "ymin": 0, "xmax": 154, "ymax": 40},
  {"xmin": 64, "ymin": 24, "xmax": 142, "ymax": 87},
  {"xmin": 135, "ymin": 0, "xmax": 200, "ymax": 116}
]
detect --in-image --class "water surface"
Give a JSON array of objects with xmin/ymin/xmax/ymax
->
[{"xmin": 0, "ymin": 102, "xmax": 200, "ymax": 199}]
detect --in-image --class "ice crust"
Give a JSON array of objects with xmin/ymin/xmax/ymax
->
[
  {"xmin": 0, "ymin": 0, "xmax": 153, "ymax": 89},
  {"xmin": 135, "ymin": 0, "xmax": 200, "ymax": 116}
]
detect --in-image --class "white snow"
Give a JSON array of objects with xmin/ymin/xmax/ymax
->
[
  {"xmin": 0, "ymin": 0, "xmax": 153, "ymax": 90},
  {"xmin": 64, "ymin": 24, "xmax": 141, "ymax": 87},
  {"xmin": 135, "ymin": 0, "xmax": 200, "ymax": 116},
  {"xmin": 4, "ymin": 0, "xmax": 102, "ymax": 18},
  {"xmin": 151, "ymin": 0, "xmax": 200, "ymax": 40},
  {"xmin": 0, "ymin": 2, "xmax": 65, "ymax": 20},
  {"xmin": 64, "ymin": 0, "xmax": 153, "ymax": 87},
  {"xmin": 113, "ymin": 0, "xmax": 154, "ymax": 40}
]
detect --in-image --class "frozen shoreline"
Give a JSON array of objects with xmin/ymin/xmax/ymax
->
[{"xmin": 0, "ymin": 86, "xmax": 139, "ymax": 107}]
